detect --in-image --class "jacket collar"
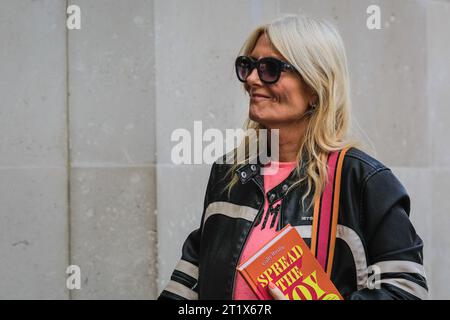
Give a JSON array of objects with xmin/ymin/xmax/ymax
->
[{"xmin": 234, "ymin": 153, "xmax": 308, "ymax": 203}]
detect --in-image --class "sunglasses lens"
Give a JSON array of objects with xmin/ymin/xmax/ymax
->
[
  {"xmin": 235, "ymin": 56, "xmax": 282, "ymax": 84},
  {"xmin": 236, "ymin": 57, "xmax": 252, "ymax": 82},
  {"xmin": 259, "ymin": 59, "xmax": 279, "ymax": 83}
]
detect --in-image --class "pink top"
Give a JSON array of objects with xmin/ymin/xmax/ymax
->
[{"xmin": 233, "ymin": 161, "xmax": 297, "ymax": 300}]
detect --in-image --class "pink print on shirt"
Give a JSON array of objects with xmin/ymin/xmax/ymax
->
[{"xmin": 233, "ymin": 161, "xmax": 297, "ymax": 300}]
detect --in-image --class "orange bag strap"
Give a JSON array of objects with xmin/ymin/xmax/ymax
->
[{"xmin": 310, "ymin": 147, "xmax": 350, "ymax": 275}]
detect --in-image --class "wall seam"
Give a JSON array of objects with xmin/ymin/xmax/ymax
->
[
  {"xmin": 152, "ymin": 0, "xmax": 160, "ymax": 298},
  {"xmin": 65, "ymin": 0, "xmax": 73, "ymax": 301}
]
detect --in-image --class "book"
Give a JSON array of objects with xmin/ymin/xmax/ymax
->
[{"xmin": 236, "ymin": 224, "xmax": 343, "ymax": 300}]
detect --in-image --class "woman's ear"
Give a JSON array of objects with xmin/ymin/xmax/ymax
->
[
  {"xmin": 309, "ymin": 95, "xmax": 319, "ymax": 109},
  {"xmin": 305, "ymin": 84, "xmax": 318, "ymax": 106}
]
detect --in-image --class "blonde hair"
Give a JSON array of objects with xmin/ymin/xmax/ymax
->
[{"xmin": 224, "ymin": 14, "xmax": 363, "ymax": 210}]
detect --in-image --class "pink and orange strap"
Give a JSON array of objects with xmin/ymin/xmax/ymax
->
[{"xmin": 310, "ymin": 147, "xmax": 350, "ymax": 276}]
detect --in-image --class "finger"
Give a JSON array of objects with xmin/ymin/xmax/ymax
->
[{"xmin": 268, "ymin": 282, "xmax": 288, "ymax": 300}]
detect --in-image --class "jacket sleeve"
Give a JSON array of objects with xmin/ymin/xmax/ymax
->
[
  {"xmin": 347, "ymin": 168, "xmax": 428, "ymax": 300},
  {"xmin": 157, "ymin": 163, "xmax": 216, "ymax": 300}
]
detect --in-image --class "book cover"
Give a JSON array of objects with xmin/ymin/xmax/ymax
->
[{"xmin": 236, "ymin": 224, "xmax": 343, "ymax": 300}]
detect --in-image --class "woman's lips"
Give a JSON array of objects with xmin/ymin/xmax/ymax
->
[{"xmin": 251, "ymin": 94, "xmax": 272, "ymax": 102}]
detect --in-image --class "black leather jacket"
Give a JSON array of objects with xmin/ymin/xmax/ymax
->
[{"xmin": 158, "ymin": 148, "xmax": 428, "ymax": 300}]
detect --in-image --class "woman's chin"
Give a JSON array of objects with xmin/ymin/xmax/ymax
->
[
  {"xmin": 248, "ymin": 108, "xmax": 262, "ymax": 123},
  {"xmin": 249, "ymin": 103, "xmax": 278, "ymax": 125},
  {"xmin": 249, "ymin": 103, "xmax": 264, "ymax": 117},
  {"xmin": 249, "ymin": 110, "xmax": 269, "ymax": 126}
]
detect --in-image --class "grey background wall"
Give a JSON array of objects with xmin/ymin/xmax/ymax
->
[{"xmin": 0, "ymin": 0, "xmax": 449, "ymax": 299}]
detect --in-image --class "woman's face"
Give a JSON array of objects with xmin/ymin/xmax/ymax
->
[{"xmin": 244, "ymin": 33, "xmax": 314, "ymax": 128}]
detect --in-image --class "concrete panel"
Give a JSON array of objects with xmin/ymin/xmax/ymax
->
[
  {"xmin": 67, "ymin": 0, "xmax": 158, "ymax": 299},
  {"xmin": 0, "ymin": 168, "xmax": 68, "ymax": 299},
  {"xmin": 68, "ymin": 0, "xmax": 155, "ymax": 166},
  {"xmin": 431, "ymin": 169, "xmax": 450, "ymax": 299},
  {"xmin": 0, "ymin": 0, "xmax": 67, "ymax": 167},
  {"xmin": 427, "ymin": 1, "xmax": 450, "ymax": 167},
  {"xmin": 0, "ymin": 0, "xmax": 68, "ymax": 299},
  {"xmin": 70, "ymin": 166, "xmax": 157, "ymax": 299}
]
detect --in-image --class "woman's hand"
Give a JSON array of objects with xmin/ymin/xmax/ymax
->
[{"xmin": 268, "ymin": 282, "xmax": 288, "ymax": 300}]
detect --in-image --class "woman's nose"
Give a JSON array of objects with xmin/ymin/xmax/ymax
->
[{"xmin": 246, "ymin": 67, "xmax": 262, "ymax": 86}]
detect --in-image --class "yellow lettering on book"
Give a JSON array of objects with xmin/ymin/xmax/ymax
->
[
  {"xmin": 291, "ymin": 245, "xmax": 303, "ymax": 259},
  {"xmin": 271, "ymin": 262, "xmax": 285, "ymax": 276},
  {"xmin": 286, "ymin": 251, "xmax": 297, "ymax": 265},
  {"xmin": 286, "ymin": 267, "xmax": 299, "ymax": 283},
  {"xmin": 276, "ymin": 265, "xmax": 303, "ymax": 291},
  {"xmin": 257, "ymin": 274, "xmax": 269, "ymax": 287},
  {"xmin": 291, "ymin": 265, "xmax": 303, "ymax": 281},
  {"xmin": 291, "ymin": 271, "xmax": 327, "ymax": 300},
  {"xmin": 275, "ymin": 278, "xmax": 287, "ymax": 291},
  {"xmin": 252, "ymin": 240, "xmax": 340, "ymax": 300},
  {"xmin": 262, "ymin": 268, "xmax": 274, "ymax": 283},
  {"xmin": 257, "ymin": 245, "xmax": 305, "ymax": 289},
  {"xmin": 279, "ymin": 256, "xmax": 289, "ymax": 269},
  {"xmin": 303, "ymin": 271, "xmax": 326, "ymax": 297}
]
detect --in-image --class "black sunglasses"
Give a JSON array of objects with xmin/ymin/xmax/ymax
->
[{"xmin": 235, "ymin": 55, "xmax": 298, "ymax": 84}]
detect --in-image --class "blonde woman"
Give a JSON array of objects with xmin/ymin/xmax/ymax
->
[{"xmin": 158, "ymin": 14, "xmax": 427, "ymax": 300}]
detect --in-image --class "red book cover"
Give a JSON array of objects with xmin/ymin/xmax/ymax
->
[{"xmin": 237, "ymin": 224, "xmax": 343, "ymax": 300}]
